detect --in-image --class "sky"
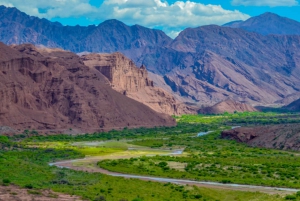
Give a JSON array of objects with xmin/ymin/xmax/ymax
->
[{"xmin": 0, "ymin": 0, "xmax": 299, "ymax": 38}]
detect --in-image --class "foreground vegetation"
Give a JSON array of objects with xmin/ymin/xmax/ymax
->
[{"xmin": 1, "ymin": 112, "xmax": 300, "ymax": 200}]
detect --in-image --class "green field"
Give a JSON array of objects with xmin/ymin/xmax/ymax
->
[{"xmin": 1, "ymin": 112, "xmax": 300, "ymax": 200}]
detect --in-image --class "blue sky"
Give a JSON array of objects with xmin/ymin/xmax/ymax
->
[{"xmin": 0, "ymin": 0, "xmax": 299, "ymax": 37}]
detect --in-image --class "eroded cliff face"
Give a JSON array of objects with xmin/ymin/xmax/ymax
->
[
  {"xmin": 82, "ymin": 53, "xmax": 153, "ymax": 93},
  {"xmin": 0, "ymin": 43, "xmax": 176, "ymax": 133},
  {"xmin": 81, "ymin": 53, "xmax": 196, "ymax": 115}
]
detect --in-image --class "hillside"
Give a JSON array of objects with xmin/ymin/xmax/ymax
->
[
  {"xmin": 0, "ymin": 43, "xmax": 175, "ymax": 133},
  {"xmin": 284, "ymin": 98, "xmax": 300, "ymax": 111},
  {"xmin": 199, "ymin": 100, "xmax": 257, "ymax": 114},
  {"xmin": 222, "ymin": 124, "xmax": 300, "ymax": 151}
]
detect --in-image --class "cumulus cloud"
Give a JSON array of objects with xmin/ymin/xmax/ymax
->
[
  {"xmin": 231, "ymin": 0, "xmax": 298, "ymax": 7},
  {"xmin": 0, "ymin": 0, "xmax": 250, "ymax": 37}
]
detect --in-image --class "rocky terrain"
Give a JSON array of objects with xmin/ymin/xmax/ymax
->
[
  {"xmin": 221, "ymin": 125, "xmax": 300, "ymax": 151},
  {"xmin": 199, "ymin": 100, "xmax": 257, "ymax": 114},
  {"xmin": 2, "ymin": 6, "xmax": 300, "ymax": 107},
  {"xmin": 81, "ymin": 53, "xmax": 196, "ymax": 115},
  {"xmin": 0, "ymin": 42, "xmax": 175, "ymax": 133},
  {"xmin": 0, "ymin": 185, "xmax": 83, "ymax": 201}
]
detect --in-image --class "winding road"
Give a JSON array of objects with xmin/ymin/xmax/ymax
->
[{"xmin": 50, "ymin": 149, "xmax": 299, "ymax": 195}]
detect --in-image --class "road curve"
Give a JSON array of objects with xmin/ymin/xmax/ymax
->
[{"xmin": 49, "ymin": 156, "xmax": 299, "ymax": 195}]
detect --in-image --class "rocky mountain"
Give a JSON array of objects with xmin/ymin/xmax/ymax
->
[
  {"xmin": 144, "ymin": 25, "xmax": 300, "ymax": 105},
  {"xmin": 0, "ymin": 42, "xmax": 175, "ymax": 133},
  {"xmin": 81, "ymin": 53, "xmax": 196, "ymax": 115},
  {"xmin": 199, "ymin": 100, "xmax": 257, "ymax": 114},
  {"xmin": 223, "ymin": 12, "xmax": 300, "ymax": 35},
  {"xmin": 2, "ymin": 6, "xmax": 300, "ymax": 107},
  {"xmin": 222, "ymin": 124, "xmax": 300, "ymax": 151}
]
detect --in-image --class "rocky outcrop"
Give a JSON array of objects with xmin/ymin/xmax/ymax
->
[
  {"xmin": 0, "ymin": 43, "xmax": 176, "ymax": 133},
  {"xmin": 81, "ymin": 53, "xmax": 196, "ymax": 115},
  {"xmin": 82, "ymin": 53, "xmax": 153, "ymax": 93},
  {"xmin": 221, "ymin": 125, "xmax": 300, "ymax": 151},
  {"xmin": 199, "ymin": 100, "xmax": 257, "ymax": 114}
]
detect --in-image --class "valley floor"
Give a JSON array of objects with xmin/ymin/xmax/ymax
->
[{"xmin": 1, "ymin": 112, "xmax": 300, "ymax": 201}]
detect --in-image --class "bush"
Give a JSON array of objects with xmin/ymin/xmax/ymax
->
[
  {"xmin": 25, "ymin": 184, "xmax": 34, "ymax": 189},
  {"xmin": 285, "ymin": 195, "xmax": 297, "ymax": 200},
  {"xmin": 94, "ymin": 196, "xmax": 106, "ymax": 201},
  {"xmin": 2, "ymin": 179, "xmax": 10, "ymax": 186}
]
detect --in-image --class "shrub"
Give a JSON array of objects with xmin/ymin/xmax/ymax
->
[
  {"xmin": 285, "ymin": 195, "xmax": 297, "ymax": 200},
  {"xmin": 25, "ymin": 184, "xmax": 34, "ymax": 189},
  {"xmin": 2, "ymin": 179, "xmax": 10, "ymax": 186}
]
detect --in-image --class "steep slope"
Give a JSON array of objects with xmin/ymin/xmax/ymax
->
[
  {"xmin": 81, "ymin": 53, "xmax": 196, "ymax": 115},
  {"xmin": 223, "ymin": 12, "xmax": 300, "ymax": 35},
  {"xmin": 0, "ymin": 43, "xmax": 175, "ymax": 133},
  {"xmin": 149, "ymin": 25, "xmax": 300, "ymax": 105},
  {"xmin": 222, "ymin": 124, "xmax": 300, "ymax": 151},
  {"xmin": 199, "ymin": 100, "xmax": 257, "ymax": 114}
]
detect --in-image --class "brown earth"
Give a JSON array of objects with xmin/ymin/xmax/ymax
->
[
  {"xmin": 199, "ymin": 100, "xmax": 257, "ymax": 114},
  {"xmin": 0, "ymin": 42, "xmax": 175, "ymax": 133},
  {"xmin": 81, "ymin": 53, "xmax": 196, "ymax": 115},
  {"xmin": 221, "ymin": 124, "xmax": 300, "ymax": 151},
  {"xmin": 0, "ymin": 185, "xmax": 83, "ymax": 201}
]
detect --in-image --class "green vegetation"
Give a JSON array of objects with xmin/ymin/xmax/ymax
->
[
  {"xmin": 99, "ymin": 131, "xmax": 300, "ymax": 188},
  {"xmin": 1, "ymin": 112, "xmax": 300, "ymax": 200}
]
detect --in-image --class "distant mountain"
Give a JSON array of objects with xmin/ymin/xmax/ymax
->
[
  {"xmin": 0, "ymin": 6, "xmax": 171, "ymax": 54},
  {"xmin": 223, "ymin": 12, "xmax": 300, "ymax": 35},
  {"xmin": 199, "ymin": 100, "xmax": 257, "ymax": 114}
]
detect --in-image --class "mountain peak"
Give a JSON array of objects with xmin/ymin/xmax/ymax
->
[
  {"xmin": 99, "ymin": 19, "xmax": 126, "ymax": 26},
  {"xmin": 224, "ymin": 12, "xmax": 300, "ymax": 35}
]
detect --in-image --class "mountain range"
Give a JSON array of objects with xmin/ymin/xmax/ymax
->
[{"xmin": 1, "ymin": 5, "xmax": 300, "ymax": 107}]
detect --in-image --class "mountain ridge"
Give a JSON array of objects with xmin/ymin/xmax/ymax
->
[
  {"xmin": 223, "ymin": 12, "xmax": 300, "ymax": 35},
  {"xmin": 2, "ymin": 6, "xmax": 300, "ymax": 106}
]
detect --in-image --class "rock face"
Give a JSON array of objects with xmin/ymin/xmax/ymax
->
[
  {"xmin": 199, "ymin": 100, "xmax": 257, "ymax": 114},
  {"xmin": 82, "ymin": 53, "xmax": 153, "ymax": 93},
  {"xmin": 2, "ymin": 6, "xmax": 300, "ymax": 106},
  {"xmin": 81, "ymin": 53, "xmax": 196, "ymax": 115},
  {"xmin": 223, "ymin": 12, "xmax": 300, "ymax": 35},
  {"xmin": 0, "ymin": 42, "xmax": 176, "ymax": 133},
  {"xmin": 221, "ymin": 125, "xmax": 300, "ymax": 151}
]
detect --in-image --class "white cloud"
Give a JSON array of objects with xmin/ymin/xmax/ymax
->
[
  {"xmin": 0, "ymin": 0, "xmax": 250, "ymax": 37},
  {"xmin": 231, "ymin": 0, "xmax": 298, "ymax": 7}
]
